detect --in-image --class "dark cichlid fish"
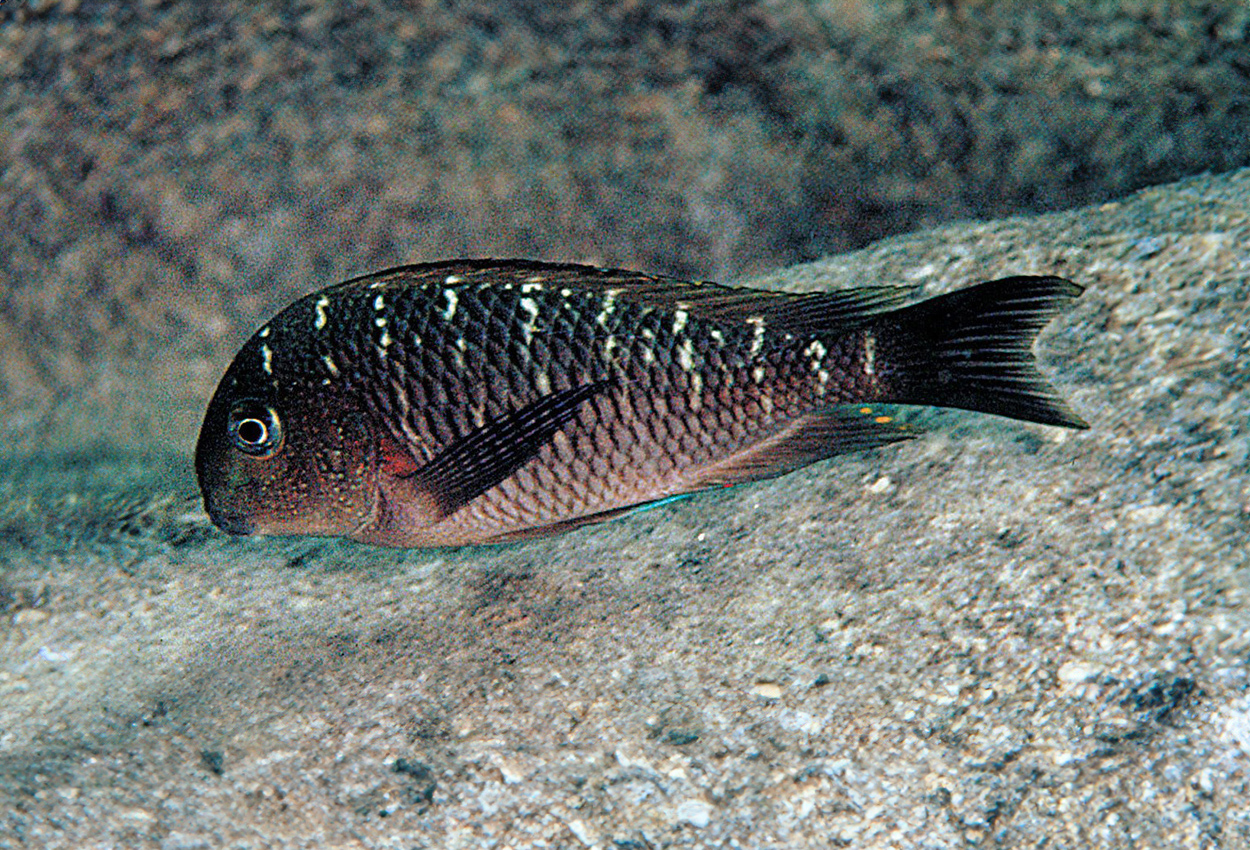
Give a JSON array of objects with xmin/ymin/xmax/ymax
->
[{"xmin": 195, "ymin": 260, "xmax": 1087, "ymax": 547}]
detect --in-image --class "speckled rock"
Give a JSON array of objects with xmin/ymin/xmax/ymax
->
[{"xmin": 2, "ymin": 168, "xmax": 1248, "ymax": 848}]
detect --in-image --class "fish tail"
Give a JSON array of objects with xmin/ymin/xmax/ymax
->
[{"xmin": 872, "ymin": 276, "xmax": 1088, "ymax": 428}]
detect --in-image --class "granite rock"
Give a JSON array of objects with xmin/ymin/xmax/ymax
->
[{"xmin": 1, "ymin": 169, "xmax": 1248, "ymax": 848}]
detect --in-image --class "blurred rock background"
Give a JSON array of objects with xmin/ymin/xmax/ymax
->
[{"xmin": 1, "ymin": 0, "xmax": 1248, "ymax": 450}]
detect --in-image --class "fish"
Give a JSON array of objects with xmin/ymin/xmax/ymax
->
[{"xmin": 195, "ymin": 259, "xmax": 1087, "ymax": 548}]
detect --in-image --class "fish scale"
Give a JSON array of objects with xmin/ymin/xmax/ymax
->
[
  {"xmin": 426, "ymin": 273, "xmax": 763, "ymax": 534},
  {"xmin": 196, "ymin": 260, "xmax": 1087, "ymax": 547}
]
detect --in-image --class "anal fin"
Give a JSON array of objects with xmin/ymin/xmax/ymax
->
[{"xmin": 688, "ymin": 406, "xmax": 918, "ymax": 490}]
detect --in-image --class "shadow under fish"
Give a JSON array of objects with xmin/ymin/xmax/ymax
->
[{"xmin": 194, "ymin": 260, "xmax": 1087, "ymax": 547}]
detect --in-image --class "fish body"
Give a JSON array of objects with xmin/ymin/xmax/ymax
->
[{"xmin": 195, "ymin": 260, "xmax": 1086, "ymax": 547}]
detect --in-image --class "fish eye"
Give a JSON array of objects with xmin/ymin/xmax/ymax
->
[{"xmin": 228, "ymin": 402, "xmax": 283, "ymax": 457}]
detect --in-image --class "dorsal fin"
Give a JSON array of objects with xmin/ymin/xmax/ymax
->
[{"xmin": 335, "ymin": 260, "xmax": 916, "ymax": 336}]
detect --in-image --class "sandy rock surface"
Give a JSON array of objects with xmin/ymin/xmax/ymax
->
[
  {"xmin": 3, "ymin": 1, "xmax": 1249, "ymax": 845},
  {"xmin": 1, "ymin": 169, "xmax": 1247, "ymax": 848}
]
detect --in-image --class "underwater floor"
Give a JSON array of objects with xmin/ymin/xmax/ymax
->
[{"xmin": 2, "ymin": 170, "xmax": 1248, "ymax": 848}]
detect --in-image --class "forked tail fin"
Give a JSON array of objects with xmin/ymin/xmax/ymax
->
[{"xmin": 873, "ymin": 276, "xmax": 1088, "ymax": 428}]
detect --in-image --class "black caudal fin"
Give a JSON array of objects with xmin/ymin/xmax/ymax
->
[{"xmin": 874, "ymin": 276, "xmax": 1088, "ymax": 429}]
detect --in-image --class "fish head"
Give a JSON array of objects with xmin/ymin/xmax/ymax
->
[{"xmin": 195, "ymin": 336, "xmax": 380, "ymax": 540}]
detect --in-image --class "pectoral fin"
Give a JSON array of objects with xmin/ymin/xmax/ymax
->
[{"xmin": 402, "ymin": 380, "xmax": 612, "ymax": 518}]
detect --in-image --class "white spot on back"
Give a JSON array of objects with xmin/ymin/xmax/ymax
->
[
  {"xmin": 322, "ymin": 355, "xmax": 340, "ymax": 377},
  {"xmin": 259, "ymin": 325, "xmax": 271, "ymax": 338},
  {"xmin": 864, "ymin": 333, "xmax": 877, "ymax": 376},
  {"xmin": 747, "ymin": 316, "xmax": 766, "ymax": 357},
  {"xmin": 752, "ymin": 364, "xmax": 766, "ymax": 383},
  {"xmin": 710, "ymin": 328, "xmax": 725, "ymax": 346},
  {"xmin": 444, "ymin": 275, "xmax": 462, "ymax": 285},
  {"xmin": 534, "ymin": 372, "xmax": 552, "ymax": 394},
  {"xmin": 677, "ymin": 338, "xmax": 694, "ymax": 371},
  {"xmin": 804, "ymin": 340, "xmax": 828, "ymax": 373},
  {"xmin": 261, "ymin": 344, "xmax": 273, "ymax": 374},
  {"xmin": 673, "ymin": 307, "xmax": 689, "ymax": 335},
  {"xmin": 373, "ymin": 294, "xmax": 385, "ymax": 312},
  {"xmin": 442, "ymin": 289, "xmax": 459, "ymax": 322},
  {"xmin": 521, "ymin": 281, "xmax": 544, "ymax": 294},
  {"xmin": 560, "ymin": 287, "xmax": 572, "ymax": 297},
  {"xmin": 597, "ymin": 289, "xmax": 619, "ymax": 329},
  {"xmin": 314, "ymin": 296, "xmax": 329, "ymax": 331},
  {"xmin": 519, "ymin": 297, "xmax": 540, "ymax": 343}
]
